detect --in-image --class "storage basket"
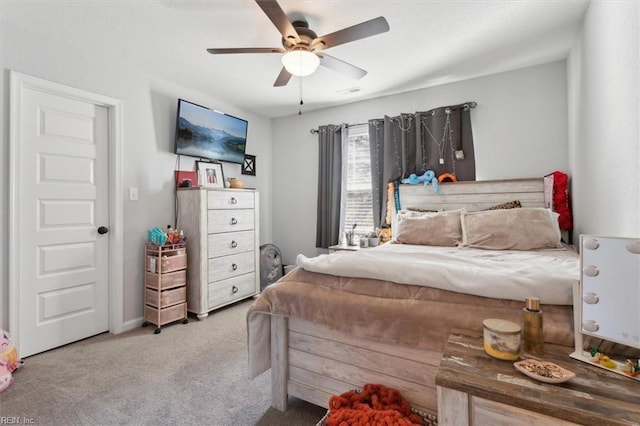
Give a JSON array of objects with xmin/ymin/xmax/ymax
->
[
  {"xmin": 147, "ymin": 227, "xmax": 168, "ymax": 246},
  {"xmin": 145, "ymin": 243, "xmax": 187, "ymax": 273},
  {"xmin": 144, "ymin": 303, "xmax": 186, "ymax": 327},
  {"xmin": 315, "ymin": 386, "xmax": 438, "ymax": 426},
  {"xmin": 145, "ymin": 287, "xmax": 186, "ymax": 308},
  {"xmin": 316, "ymin": 408, "xmax": 437, "ymax": 426},
  {"xmin": 145, "ymin": 270, "xmax": 187, "ymax": 290}
]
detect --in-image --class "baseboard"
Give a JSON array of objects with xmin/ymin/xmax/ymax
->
[{"xmin": 122, "ymin": 317, "xmax": 145, "ymax": 332}]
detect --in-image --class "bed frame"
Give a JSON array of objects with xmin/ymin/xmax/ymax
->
[{"xmin": 269, "ymin": 178, "xmax": 546, "ymax": 415}]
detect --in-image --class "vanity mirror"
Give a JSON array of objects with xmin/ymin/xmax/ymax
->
[{"xmin": 571, "ymin": 235, "xmax": 640, "ymax": 380}]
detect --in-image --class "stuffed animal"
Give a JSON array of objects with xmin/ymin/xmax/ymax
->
[
  {"xmin": 401, "ymin": 170, "xmax": 439, "ymax": 193},
  {"xmin": 0, "ymin": 330, "xmax": 22, "ymax": 394},
  {"xmin": 0, "ymin": 358, "xmax": 13, "ymax": 393},
  {"xmin": 0, "ymin": 330, "xmax": 21, "ymax": 373}
]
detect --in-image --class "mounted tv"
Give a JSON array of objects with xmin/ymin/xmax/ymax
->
[{"xmin": 174, "ymin": 99, "xmax": 248, "ymax": 164}]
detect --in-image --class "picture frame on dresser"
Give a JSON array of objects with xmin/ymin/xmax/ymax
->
[{"xmin": 197, "ymin": 161, "xmax": 225, "ymax": 188}]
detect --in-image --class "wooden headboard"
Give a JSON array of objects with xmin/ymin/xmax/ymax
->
[{"xmin": 396, "ymin": 178, "xmax": 546, "ymax": 213}]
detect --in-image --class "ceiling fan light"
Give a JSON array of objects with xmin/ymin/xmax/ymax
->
[{"xmin": 282, "ymin": 51, "xmax": 320, "ymax": 77}]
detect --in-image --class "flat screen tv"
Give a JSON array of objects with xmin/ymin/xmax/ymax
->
[{"xmin": 174, "ymin": 99, "xmax": 248, "ymax": 164}]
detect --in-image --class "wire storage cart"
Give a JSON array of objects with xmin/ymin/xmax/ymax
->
[{"xmin": 143, "ymin": 243, "xmax": 189, "ymax": 333}]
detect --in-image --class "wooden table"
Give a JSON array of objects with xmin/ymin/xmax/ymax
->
[{"xmin": 436, "ymin": 329, "xmax": 640, "ymax": 425}]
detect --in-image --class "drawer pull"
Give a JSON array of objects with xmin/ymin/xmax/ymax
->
[
  {"xmin": 229, "ymin": 197, "xmax": 237, "ymax": 205},
  {"xmin": 230, "ymin": 240, "xmax": 238, "ymax": 248},
  {"xmin": 232, "ymin": 286, "xmax": 239, "ymax": 294},
  {"xmin": 232, "ymin": 263, "xmax": 238, "ymax": 271},
  {"xmin": 230, "ymin": 218, "xmax": 238, "ymax": 225}
]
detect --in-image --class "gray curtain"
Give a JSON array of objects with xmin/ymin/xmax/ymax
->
[
  {"xmin": 369, "ymin": 114, "xmax": 417, "ymax": 228},
  {"xmin": 416, "ymin": 103, "xmax": 476, "ymax": 181},
  {"xmin": 369, "ymin": 103, "xmax": 476, "ymax": 226},
  {"xmin": 315, "ymin": 124, "xmax": 344, "ymax": 248}
]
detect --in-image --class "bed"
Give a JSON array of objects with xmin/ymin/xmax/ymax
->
[{"xmin": 246, "ymin": 178, "xmax": 580, "ymax": 416}]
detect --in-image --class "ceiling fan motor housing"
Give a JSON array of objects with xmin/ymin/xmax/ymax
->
[{"xmin": 282, "ymin": 20, "xmax": 325, "ymax": 52}]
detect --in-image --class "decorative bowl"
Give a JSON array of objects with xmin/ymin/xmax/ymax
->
[{"xmin": 514, "ymin": 359, "xmax": 575, "ymax": 384}]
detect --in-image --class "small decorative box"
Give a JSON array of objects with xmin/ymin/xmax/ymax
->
[{"xmin": 483, "ymin": 318, "xmax": 522, "ymax": 360}]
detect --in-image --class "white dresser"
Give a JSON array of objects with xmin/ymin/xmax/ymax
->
[{"xmin": 177, "ymin": 188, "xmax": 260, "ymax": 319}]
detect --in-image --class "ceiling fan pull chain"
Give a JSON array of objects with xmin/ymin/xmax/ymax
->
[{"xmin": 298, "ymin": 77, "xmax": 304, "ymax": 115}]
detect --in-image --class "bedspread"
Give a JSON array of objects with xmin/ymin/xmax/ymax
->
[
  {"xmin": 297, "ymin": 243, "xmax": 579, "ymax": 305},
  {"xmin": 247, "ymin": 267, "xmax": 576, "ymax": 378}
]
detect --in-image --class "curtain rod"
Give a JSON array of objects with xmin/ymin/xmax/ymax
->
[
  {"xmin": 309, "ymin": 122, "xmax": 367, "ymax": 135},
  {"xmin": 309, "ymin": 102, "xmax": 477, "ymax": 134}
]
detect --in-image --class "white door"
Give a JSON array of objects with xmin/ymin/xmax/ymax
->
[{"xmin": 12, "ymin": 77, "xmax": 111, "ymax": 357}]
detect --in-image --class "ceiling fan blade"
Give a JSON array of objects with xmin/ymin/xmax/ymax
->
[
  {"xmin": 314, "ymin": 16, "xmax": 389, "ymax": 50},
  {"xmin": 273, "ymin": 67, "xmax": 292, "ymax": 87},
  {"xmin": 207, "ymin": 47, "xmax": 285, "ymax": 54},
  {"xmin": 255, "ymin": 0, "xmax": 300, "ymax": 44},
  {"xmin": 318, "ymin": 54, "xmax": 367, "ymax": 80}
]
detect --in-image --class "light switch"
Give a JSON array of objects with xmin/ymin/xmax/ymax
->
[{"xmin": 129, "ymin": 187, "xmax": 139, "ymax": 201}]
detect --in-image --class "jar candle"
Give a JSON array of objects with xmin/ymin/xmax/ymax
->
[{"xmin": 483, "ymin": 318, "xmax": 522, "ymax": 360}]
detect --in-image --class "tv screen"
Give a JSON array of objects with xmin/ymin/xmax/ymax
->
[{"xmin": 174, "ymin": 99, "xmax": 248, "ymax": 164}]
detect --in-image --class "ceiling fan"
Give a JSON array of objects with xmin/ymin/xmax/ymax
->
[{"xmin": 207, "ymin": 0, "xmax": 390, "ymax": 87}]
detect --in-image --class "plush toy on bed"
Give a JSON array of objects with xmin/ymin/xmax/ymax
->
[{"xmin": 401, "ymin": 170, "xmax": 439, "ymax": 193}]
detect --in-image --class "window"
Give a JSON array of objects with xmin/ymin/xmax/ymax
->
[{"xmin": 342, "ymin": 125, "xmax": 374, "ymax": 237}]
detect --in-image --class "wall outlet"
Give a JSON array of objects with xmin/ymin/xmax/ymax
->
[{"xmin": 129, "ymin": 187, "xmax": 138, "ymax": 201}]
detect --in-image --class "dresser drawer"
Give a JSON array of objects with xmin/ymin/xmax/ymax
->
[
  {"xmin": 471, "ymin": 396, "xmax": 580, "ymax": 425},
  {"xmin": 207, "ymin": 273, "xmax": 256, "ymax": 308},
  {"xmin": 207, "ymin": 190, "xmax": 254, "ymax": 210},
  {"xmin": 208, "ymin": 230, "xmax": 254, "ymax": 258},
  {"xmin": 207, "ymin": 209, "xmax": 254, "ymax": 233},
  {"xmin": 207, "ymin": 251, "xmax": 255, "ymax": 282}
]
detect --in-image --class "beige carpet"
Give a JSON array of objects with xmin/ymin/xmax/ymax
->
[{"xmin": 0, "ymin": 299, "xmax": 326, "ymax": 425}]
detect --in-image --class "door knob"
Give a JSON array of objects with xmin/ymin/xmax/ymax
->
[{"xmin": 98, "ymin": 226, "xmax": 109, "ymax": 234}]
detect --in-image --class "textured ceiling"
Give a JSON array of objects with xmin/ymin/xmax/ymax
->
[{"xmin": 4, "ymin": 0, "xmax": 589, "ymax": 118}]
